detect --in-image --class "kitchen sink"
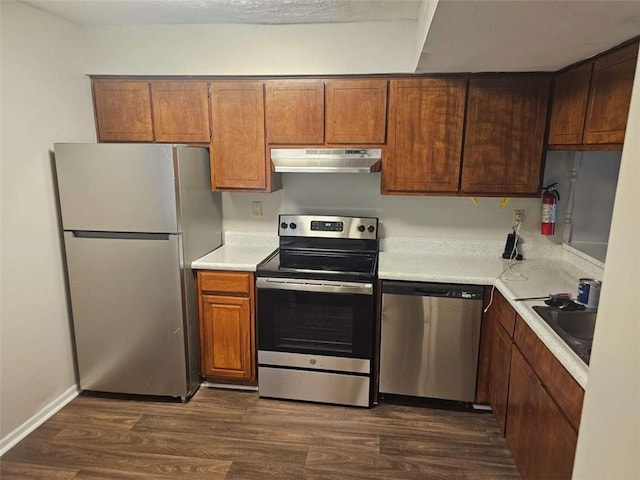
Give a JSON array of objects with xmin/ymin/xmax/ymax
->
[{"xmin": 532, "ymin": 306, "xmax": 596, "ymax": 364}]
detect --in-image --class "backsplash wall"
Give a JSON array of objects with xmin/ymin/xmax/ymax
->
[{"xmin": 221, "ymin": 172, "xmax": 552, "ymax": 244}]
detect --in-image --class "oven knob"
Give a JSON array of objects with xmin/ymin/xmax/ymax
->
[
  {"xmin": 280, "ymin": 222, "xmax": 288, "ymax": 229},
  {"xmin": 368, "ymin": 225, "xmax": 375, "ymax": 233},
  {"xmin": 357, "ymin": 225, "xmax": 365, "ymax": 232},
  {"xmin": 289, "ymin": 222, "xmax": 297, "ymax": 229}
]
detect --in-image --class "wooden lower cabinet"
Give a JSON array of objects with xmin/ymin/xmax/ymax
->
[
  {"xmin": 506, "ymin": 348, "xmax": 577, "ymax": 480},
  {"xmin": 477, "ymin": 291, "xmax": 584, "ymax": 479},
  {"xmin": 476, "ymin": 289, "xmax": 515, "ymax": 434},
  {"xmin": 197, "ymin": 271, "xmax": 256, "ymax": 385},
  {"xmin": 489, "ymin": 318, "xmax": 513, "ymax": 435}
]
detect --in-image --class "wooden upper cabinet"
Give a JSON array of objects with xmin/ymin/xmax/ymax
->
[
  {"xmin": 93, "ymin": 80, "xmax": 153, "ymax": 142},
  {"xmin": 584, "ymin": 41, "xmax": 639, "ymax": 145},
  {"xmin": 265, "ymin": 80, "xmax": 324, "ymax": 144},
  {"xmin": 548, "ymin": 63, "xmax": 592, "ymax": 145},
  {"xmin": 461, "ymin": 76, "xmax": 550, "ymax": 195},
  {"xmin": 150, "ymin": 81, "xmax": 210, "ymax": 143},
  {"xmin": 325, "ymin": 79, "xmax": 387, "ymax": 144},
  {"xmin": 209, "ymin": 81, "xmax": 267, "ymax": 191},
  {"xmin": 383, "ymin": 78, "xmax": 466, "ymax": 194}
]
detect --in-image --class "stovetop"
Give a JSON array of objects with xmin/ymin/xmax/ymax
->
[
  {"xmin": 256, "ymin": 214, "xmax": 379, "ymax": 283},
  {"xmin": 257, "ymin": 249, "xmax": 377, "ymax": 282}
]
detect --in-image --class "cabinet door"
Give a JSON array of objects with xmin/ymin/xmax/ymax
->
[
  {"xmin": 200, "ymin": 294, "xmax": 253, "ymax": 381},
  {"xmin": 265, "ymin": 80, "xmax": 324, "ymax": 144},
  {"xmin": 210, "ymin": 82, "xmax": 267, "ymax": 190},
  {"xmin": 383, "ymin": 78, "xmax": 466, "ymax": 194},
  {"xmin": 583, "ymin": 41, "xmax": 639, "ymax": 145},
  {"xmin": 151, "ymin": 81, "xmax": 210, "ymax": 143},
  {"xmin": 548, "ymin": 63, "xmax": 592, "ymax": 145},
  {"xmin": 93, "ymin": 80, "xmax": 153, "ymax": 142},
  {"xmin": 507, "ymin": 348, "xmax": 577, "ymax": 480},
  {"xmin": 489, "ymin": 318, "xmax": 513, "ymax": 435},
  {"xmin": 325, "ymin": 79, "xmax": 387, "ymax": 144},
  {"xmin": 461, "ymin": 76, "xmax": 549, "ymax": 195}
]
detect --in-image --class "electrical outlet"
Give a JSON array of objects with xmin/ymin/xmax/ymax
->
[
  {"xmin": 512, "ymin": 209, "xmax": 525, "ymax": 226},
  {"xmin": 251, "ymin": 201, "xmax": 263, "ymax": 217}
]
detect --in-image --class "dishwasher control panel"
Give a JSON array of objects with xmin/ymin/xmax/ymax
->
[{"xmin": 382, "ymin": 281, "xmax": 484, "ymax": 300}]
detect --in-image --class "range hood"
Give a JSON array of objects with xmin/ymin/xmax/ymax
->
[{"xmin": 270, "ymin": 148, "xmax": 382, "ymax": 173}]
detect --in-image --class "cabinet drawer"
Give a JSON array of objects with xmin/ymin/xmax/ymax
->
[
  {"xmin": 496, "ymin": 291, "xmax": 516, "ymax": 337},
  {"xmin": 198, "ymin": 271, "xmax": 252, "ymax": 295},
  {"xmin": 514, "ymin": 315, "xmax": 585, "ymax": 431}
]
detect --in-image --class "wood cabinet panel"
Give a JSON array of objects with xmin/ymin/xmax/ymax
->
[
  {"xmin": 495, "ymin": 291, "xmax": 517, "ymax": 337},
  {"xmin": 200, "ymin": 294, "xmax": 252, "ymax": 380},
  {"xmin": 477, "ymin": 288, "xmax": 515, "ymax": 405},
  {"xmin": 265, "ymin": 80, "xmax": 324, "ymax": 144},
  {"xmin": 383, "ymin": 78, "xmax": 466, "ymax": 194},
  {"xmin": 489, "ymin": 319, "xmax": 513, "ymax": 435},
  {"xmin": 210, "ymin": 81, "xmax": 267, "ymax": 191},
  {"xmin": 461, "ymin": 76, "xmax": 549, "ymax": 195},
  {"xmin": 514, "ymin": 315, "xmax": 585, "ymax": 431},
  {"xmin": 197, "ymin": 270, "xmax": 256, "ymax": 384},
  {"xmin": 506, "ymin": 348, "xmax": 577, "ymax": 480},
  {"xmin": 548, "ymin": 63, "xmax": 592, "ymax": 145},
  {"xmin": 150, "ymin": 81, "xmax": 210, "ymax": 143},
  {"xmin": 199, "ymin": 271, "xmax": 251, "ymax": 295},
  {"xmin": 93, "ymin": 80, "xmax": 153, "ymax": 142},
  {"xmin": 584, "ymin": 41, "xmax": 639, "ymax": 144},
  {"xmin": 475, "ymin": 288, "xmax": 494, "ymax": 404},
  {"xmin": 325, "ymin": 79, "xmax": 387, "ymax": 144}
]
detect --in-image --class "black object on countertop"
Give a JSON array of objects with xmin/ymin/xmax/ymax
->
[
  {"xmin": 544, "ymin": 298, "xmax": 586, "ymax": 311},
  {"xmin": 502, "ymin": 233, "xmax": 523, "ymax": 260}
]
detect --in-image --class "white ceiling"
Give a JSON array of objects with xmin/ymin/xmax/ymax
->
[
  {"xmin": 418, "ymin": 0, "xmax": 640, "ymax": 73},
  {"xmin": 18, "ymin": 0, "xmax": 640, "ymax": 72},
  {"xmin": 19, "ymin": 0, "xmax": 422, "ymax": 25}
]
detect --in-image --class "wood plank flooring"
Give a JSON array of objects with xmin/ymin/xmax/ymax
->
[{"xmin": 0, "ymin": 388, "xmax": 519, "ymax": 479}]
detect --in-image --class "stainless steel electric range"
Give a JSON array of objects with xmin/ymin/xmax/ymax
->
[{"xmin": 255, "ymin": 214, "xmax": 379, "ymax": 407}]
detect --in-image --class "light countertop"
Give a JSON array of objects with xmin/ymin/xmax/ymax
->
[
  {"xmin": 380, "ymin": 249, "xmax": 603, "ymax": 389},
  {"xmin": 193, "ymin": 233, "xmax": 602, "ymax": 388},
  {"xmin": 191, "ymin": 245, "xmax": 276, "ymax": 272}
]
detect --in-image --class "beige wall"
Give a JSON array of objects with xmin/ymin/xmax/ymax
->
[
  {"xmin": 82, "ymin": 21, "xmax": 417, "ymax": 76},
  {"xmin": 572, "ymin": 44, "xmax": 640, "ymax": 479},
  {"xmin": 0, "ymin": 2, "xmax": 95, "ymax": 442},
  {"xmin": 221, "ymin": 175, "xmax": 550, "ymax": 244}
]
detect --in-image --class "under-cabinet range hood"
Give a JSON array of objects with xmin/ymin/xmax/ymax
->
[{"xmin": 270, "ymin": 148, "xmax": 382, "ymax": 173}]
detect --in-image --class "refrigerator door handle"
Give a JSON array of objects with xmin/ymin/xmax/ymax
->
[{"xmin": 71, "ymin": 231, "xmax": 171, "ymax": 241}]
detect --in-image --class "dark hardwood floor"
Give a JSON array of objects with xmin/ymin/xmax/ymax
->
[{"xmin": 0, "ymin": 388, "xmax": 519, "ymax": 479}]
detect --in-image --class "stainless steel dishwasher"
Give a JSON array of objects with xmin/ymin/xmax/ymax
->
[{"xmin": 379, "ymin": 281, "xmax": 484, "ymax": 402}]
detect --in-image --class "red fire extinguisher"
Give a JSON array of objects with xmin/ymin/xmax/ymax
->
[{"xmin": 541, "ymin": 183, "xmax": 560, "ymax": 235}]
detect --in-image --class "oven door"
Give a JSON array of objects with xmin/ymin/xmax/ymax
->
[{"xmin": 256, "ymin": 277, "xmax": 374, "ymax": 360}]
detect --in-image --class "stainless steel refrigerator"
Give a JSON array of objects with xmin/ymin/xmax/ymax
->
[{"xmin": 54, "ymin": 143, "xmax": 222, "ymax": 400}]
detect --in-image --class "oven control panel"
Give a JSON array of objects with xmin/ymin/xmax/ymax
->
[{"xmin": 278, "ymin": 215, "xmax": 378, "ymax": 240}]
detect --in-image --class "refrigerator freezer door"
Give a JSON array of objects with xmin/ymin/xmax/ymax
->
[
  {"xmin": 55, "ymin": 143, "xmax": 179, "ymax": 233},
  {"xmin": 63, "ymin": 231, "xmax": 188, "ymax": 397}
]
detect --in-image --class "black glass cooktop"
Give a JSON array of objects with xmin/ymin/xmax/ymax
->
[{"xmin": 257, "ymin": 249, "xmax": 377, "ymax": 282}]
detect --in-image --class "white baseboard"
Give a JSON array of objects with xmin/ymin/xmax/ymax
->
[{"xmin": 0, "ymin": 384, "xmax": 79, "ymax": 457}]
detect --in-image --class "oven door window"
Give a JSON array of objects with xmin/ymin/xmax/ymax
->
[{"xmin": 258, "ymin": 289, "xmax": 373, "ymax": 359}]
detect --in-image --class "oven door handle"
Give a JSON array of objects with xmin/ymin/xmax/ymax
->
[{"xmin": 256, "ymin": 277, "xmax": 373, "ymax": 295}]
